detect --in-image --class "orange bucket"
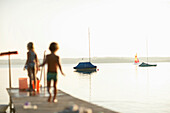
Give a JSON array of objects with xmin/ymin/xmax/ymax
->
[{"xmin": 32, "ymin": 80, "xmax": 40, "ymax": 91}]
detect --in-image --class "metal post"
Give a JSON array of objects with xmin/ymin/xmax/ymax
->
[
  {"xmin": 88, "ymin": 28, "xmax": 91, "ymax": 62},
  {"xmin": 43, "ymin": 51, "xmax": 46, "ymax": 88},
  {"xmin": 146, "ymin": 38, "xmax": 148, "ymax": 63},
  {"xmin": 8, "ymin": 54, "xmax": 12, "ymax": 88},
  {"xmin": 0, "ymin": 51, "xmax": 17, "ymax": 88},
  {"xmin": 43, "ymin": 65, "xmax": 46, "ymax": 94}
]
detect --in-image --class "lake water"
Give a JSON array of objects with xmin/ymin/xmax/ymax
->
[{"xmin": 1, "ymin": 62, "xmax": 170, "ymax": 113}]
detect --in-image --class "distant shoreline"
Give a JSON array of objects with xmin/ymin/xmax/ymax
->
[{"xmin": 0, "ymin": 57, "xmax": 170, "ymax": 65}]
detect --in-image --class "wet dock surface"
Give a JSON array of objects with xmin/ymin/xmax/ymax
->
[{"xmin": 7, "ymin": 88, "xmax": 118, "ymax": 113}]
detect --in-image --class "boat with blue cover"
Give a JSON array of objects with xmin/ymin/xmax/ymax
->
[
  {"xmin": 74, "ymin": 62, "xmax": 97, "ymax": 72},
  {"xmin": 73, "ymin": 28, "xmax": 97, "ymax": 72}
]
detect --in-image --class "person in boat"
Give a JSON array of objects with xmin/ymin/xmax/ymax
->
[
  {"xmin": 39, "ymin": 42, "xmax": 65, "ymax": 102},
  {"xmin": 24, "ymin": 42, "xmax": 39, "ymax": 92}
]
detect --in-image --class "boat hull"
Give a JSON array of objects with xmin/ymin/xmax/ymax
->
[
  {"xmin": 75, "ymin": 68, "xmax": 96, "ymax": 71},
  {"xmin": 139, "ymin": 62, "xmax": 157, "ymax": 67},
  {"xmin": 74, "ymin": 62, "xmax": 97, "ymax": 72},
  {"xmin": 74, "ymin": 68, "xmax": 97, "ymax": 74}
]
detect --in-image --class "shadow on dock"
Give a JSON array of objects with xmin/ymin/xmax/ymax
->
[{"xmin": 7, "ymin": 88, "xmax": 118, "ymax": 113}]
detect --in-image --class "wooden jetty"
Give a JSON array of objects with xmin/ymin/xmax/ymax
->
[{"xmin": 7, "ymin": 88, "xmax": 118, "ymax": 113}]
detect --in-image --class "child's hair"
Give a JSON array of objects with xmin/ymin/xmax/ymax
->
[
  {"xmin": 49, "ymin": 42, "xmax": 59, "ymax": 52},
  {"xmin": 27, "ymin": 42, "xmax": 34, "ymax": 50}
]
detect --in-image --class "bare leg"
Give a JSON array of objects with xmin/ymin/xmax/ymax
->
[
  {"xmin": 32, "ymin": 66, "xmax": 37, "ymax": 91},
  {"xmin": 53, "ymin": 80, "xmax": 58, "ymax": 103},
  {"xmin": 47, "ymin": 81, "xmax": 51, "ymax": 102},
  {"xmin": 27, "ymin": 68, "xmax": 33, "ymax": 91}
]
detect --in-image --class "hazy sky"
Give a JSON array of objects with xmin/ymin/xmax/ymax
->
[{"xmin": 1, "ymin": 0, "xmax": 170, "ymax": 59}]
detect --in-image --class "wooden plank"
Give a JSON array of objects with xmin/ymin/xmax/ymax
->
[{"xmin": 7, "ymin": 88, "xmax": 118, "ymax": 113}]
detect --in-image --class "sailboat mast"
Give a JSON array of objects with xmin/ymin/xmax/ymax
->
[
  {"xmin": 146, "ymin": 38, "xmax": 148, "ymax": 63},
  {"xmin": 88, "ymin": 28, "xmax": 91, "ymax": 62}
]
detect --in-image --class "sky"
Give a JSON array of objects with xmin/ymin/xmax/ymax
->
[{"xmin": 1, "ymin": 0, "xmax": 170, "ymax": 59}]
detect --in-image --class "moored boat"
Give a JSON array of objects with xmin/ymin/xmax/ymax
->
[
  {"xmin": 139, "ymin": 62, "xmax": 157, "ymax": 67},
  {"xmin": 138, "ymin": 38, "xmax": 157, "ymax": 67},
  {"xmin": 74, "ymin": 62, "xmax": 97, "ymax": 72},
  {"xmin": 74, "ymin": 28, "xmax": 97, "ymax": 72}
]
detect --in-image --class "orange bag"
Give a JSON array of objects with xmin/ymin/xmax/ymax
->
[{"xmin": 19, "ymin": 78, "xmax": 28, "ymax": 90}]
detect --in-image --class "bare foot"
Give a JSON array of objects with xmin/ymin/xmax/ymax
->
[
  {"xmin": 33, "ymin": 88, "xmax": 37, "ymax": 92},
  {"xmin": 52, "ymin": 99, "xmax": 58, "ymax": 103}
]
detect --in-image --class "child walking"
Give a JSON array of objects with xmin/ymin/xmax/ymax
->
[
  {"xmin": 24, "ymin": 42, "xmax": 39, "ymax": 92},
  {"xmin": 39, "ymin": 42, "xmax": 65, "ymax": 102}
]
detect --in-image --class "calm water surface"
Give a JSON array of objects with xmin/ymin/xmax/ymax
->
[{"xmin": 1, "ymin": 63, "xmax": 170, "ymax": 113}]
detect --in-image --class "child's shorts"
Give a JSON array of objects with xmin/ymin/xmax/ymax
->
[{"xmin": 47, "ymin": 72, "xmax": 57, "ymax": 81}]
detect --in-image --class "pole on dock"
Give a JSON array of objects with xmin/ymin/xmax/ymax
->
[
  {"xmin": 40, "ymin": 51, "xmax": 46, "ymax": 81},
  {"xmin": 8, "ymin": 55, "xmax": 12, "ymax": 88},
  {"xmin": 0, "ymin": 51, "xmax": 18, "ymax": 88},
  {"xmin": 40, "ymin": 50, "xmax": 46, "ymax": 88}
]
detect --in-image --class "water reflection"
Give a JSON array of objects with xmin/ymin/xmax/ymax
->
[
  {"xmin": 3, "ymin": 63, "xmax": 170, "ymax": 113},
  {"xmin": 74, "ymin": 70, "xmax": 97, "ymax": 75},
  {"xmin": 136, "ymin": 65, "xmax": 150, "ymax": 95},
  {"xmin": 74, "ymin": 70, "xmax": 97, "ymax": 102}
]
